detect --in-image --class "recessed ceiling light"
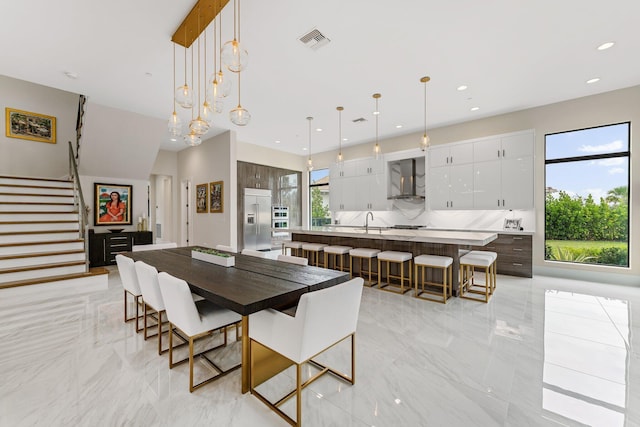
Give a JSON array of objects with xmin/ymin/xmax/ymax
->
[
  {"xmin": 457, "ymin": 85, "xmax": 468, "ymax": 91},
  {"xmin": 470, "ymin": 106, "xmax": 480, "ymax": 111},
  {"xmin": 302, "ymin": 147, "xmax": 307, "ymax": 151},
  {"xmin": 274, "ymin": 140, "xmax": 281, "ymax": 144},
  {"xmin": 395, "ymin": 125, "xmax": 403, "ymax": 129},
  {"xmin": 372, "ymin": 111, "xmax": 380, "ymax": 115},
  {"xmin": 597, "ymin": 42, "xmax": 615, "ymax": 51},
  {"xmin": 315, "ymin": 128, "xmax": 323, "ymax": 132},
  {"xmin": 342, "ymin": 138, "xmax": 348, "ymax": 141},
  {"xmin": 64, "ymin": 71, "xmax": 78, "ymax": 79},
  {"xmin": 586, "ymin": 77, "xmax": 600, "ymax": 84}
]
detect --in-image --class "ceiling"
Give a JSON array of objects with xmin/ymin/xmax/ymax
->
[{"xmin": 1, "ymin": 0, "xmax": 639, "ymax": 156}]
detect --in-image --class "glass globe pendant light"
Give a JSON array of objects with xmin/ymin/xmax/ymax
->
[
  {"xmin": 189, "ymin": 15, "xmax": 209, "ymax": 136},
  {"xmin": 211, "ymin": 3, "xmax": 231, "ymax": 98},
  {"xmin": 167, "ymin": 43, "xmax": 182, "ymax": 138},
  {"xmin": 229, "ymin": 71, "xmax": 250, "ymax": 126},
  {"xmin": 372, "ymin": 93, "xmax": 381, "ymax": 159},
  {"xmin": 420, "ymin": 76, "xmax": 431, "ymax": 151},
  {"xmin": 201, "ymin": 27, "xmax": 214, "ymax": 126},
  {"xmin": 184, "ymin": 93, "xmax": 202, "ymax": 147},
  {"xmin": 306, "ymin": 116, "xmax": 314, "ymax": 172},
  {"xmin": 336, "ymin": 106, "xmax": 344, "ymax": 166},
  {"xmin": 221, "ymin": 0, "xmax": 248, "ymax": 73},
  {"xmin": 175, "ymin": 27, "xmax": 193, "ymax": 109}
]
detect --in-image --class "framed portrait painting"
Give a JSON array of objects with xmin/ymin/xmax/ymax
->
[
  {"xmin": 196, "ymin": 183, "xmax": 208, "ymax": 213},
  {"xmin": 95, "ymin": 183, "xmax": 133, "ymax": 226},
  {"xmin": 210, "ymin": 181, "xmax": 223, "ymax": 213},
  {"xmin": 5, "ymin": 108, "xmax": 56, "ymax": 144}
]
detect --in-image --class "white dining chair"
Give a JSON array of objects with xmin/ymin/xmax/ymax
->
[
  {"xmin": 276, "ymin": 254, "xmax": 308, "ymax": 266},
  {"xmin": 115, "ymin": 254, "xmax": 143, "ymax": 332},
  {"xmin": 241, "ymin": 248, "xmax": 267, "ymax": 258},
  {"xmin": 158, "ymin": 272, "xmax": 243, "ymax": 392},
  {"xmin": 249, "ymin": 277, "xmax": 364, "ymax": 426}
]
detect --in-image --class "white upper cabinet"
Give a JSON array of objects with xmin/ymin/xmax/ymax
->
[
  {"xmin": 429, "ymin": 142, "xmax": 473, "ymax": 168},
  {"xmin": 429, "ymin": 130, "xmax": 534, "ymax": 210},
  {"xmin": 329, "ymin": 156, "xmax": 387, "ymax": 211}
]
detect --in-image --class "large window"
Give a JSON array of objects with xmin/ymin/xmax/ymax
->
[
  {"xmin": 545, "ymin": 123, "xmax": 630, "ymax": 267},
  {"xmin": 309, "ymin": 169, "xmax": 331, "ymax": 226}
]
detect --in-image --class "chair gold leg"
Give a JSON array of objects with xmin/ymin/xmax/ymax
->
[
  {"xmin": 189, "ymin": 337, "xmax": 195, "ymax": 393},
  {"xmin": 296, "ymin": 363, "xmax": 302, "ymax": 426}
]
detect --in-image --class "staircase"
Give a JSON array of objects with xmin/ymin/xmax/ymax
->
[{"xmin": 0, "ymin": 175, "xmax": 107, "ymax": 289}]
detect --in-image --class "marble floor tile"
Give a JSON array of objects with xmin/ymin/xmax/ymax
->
[{"xmin": 2, "ymin": 268, "xmax": 640, "ymax": 426}]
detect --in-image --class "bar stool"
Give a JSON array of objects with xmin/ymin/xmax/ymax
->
[
  {"xmin": 377, "ymin": 251, "xmax": 413, "ymax": 294},
  {"xmin": 282, "ymin": 241, "xmax": 304, "ymax": 257},
  {"xmin": 349, "ymin": 248, "xmax": 380, "ymax": 286},
  {"xmin": 459, "ymin": 251, "xmax": 497, "ymax": 303},
  {"xmin": 324, "ymin": 246, "xmax": 352, "ymax": 272},
  {"xmin": 468, "ymin": 250, "xmax": 497, "ymax": 294},
  {"xmin": 302, "ymin": 243, "xmax": 326, "ymax": 267},
  {"xmin": 413, "ymin": 254, "xmax": 453, "ymax": 304}
]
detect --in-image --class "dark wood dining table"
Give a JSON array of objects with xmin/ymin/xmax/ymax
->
[{"xmin": 124, "ymin": 246, "xmax": 349, "ymax": 393}]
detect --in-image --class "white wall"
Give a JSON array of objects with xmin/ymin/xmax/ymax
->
[
  {"xmin": 79, "ymin": 102, "xmax": 165, "ymax": 180},
  {"xmin": 0, "ymin": 75, "xmax": 77, "ymax": 178},
  {"xmin": 178, "ymin": 131, "xmax": 236, "ymax": 247}
]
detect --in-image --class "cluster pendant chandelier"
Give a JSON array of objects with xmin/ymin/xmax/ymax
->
[
  {"xmin": 168, "ymin": 0, "xmax": 251, "ymax": 147},
  {"xmin": 420, "ymin": 76, "xmax": 431, "ymax": 151}
]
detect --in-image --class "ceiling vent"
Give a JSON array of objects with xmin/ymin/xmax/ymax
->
[
  {"xmin": 299, "ymin": 28, "xmax": 331, "ymax": 50},
  {"xmin": 352, "ymin": 117, "xmax": 367, "ymax": 123}
]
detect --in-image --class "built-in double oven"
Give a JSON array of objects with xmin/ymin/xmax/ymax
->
[{"xmin": 272, "ymin": 206, "xmax": 289, "ymax": 236}]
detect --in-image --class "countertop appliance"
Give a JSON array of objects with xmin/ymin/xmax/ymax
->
[{"xmin": 244, "ymin": 188, "xmax": 272, "ymax": 251}]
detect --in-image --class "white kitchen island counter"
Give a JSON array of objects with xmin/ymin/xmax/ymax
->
[{"xmin": 289, "ymin": 227, "xmax": 498, "ymax": 246}]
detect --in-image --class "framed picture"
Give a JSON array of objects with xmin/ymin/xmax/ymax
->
[
  {"xmin": 95, "ymin": 183, "xmax": 133, "ymax": 226},
  {"xmin": 196, "ymin": 183, "xmax": 208, "ymax": 213},
  {"xmin": 503, "ymin": 218, "xmax": 522, "ymax": 231},
  {"xmin": 210, "ymin": 181, "xmax": 223, "ymax": 213},
  {"xmin": 5, "ymin": 108, "xmax": 56, "ymax": 144}
]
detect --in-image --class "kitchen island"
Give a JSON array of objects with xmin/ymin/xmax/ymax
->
[{"xmin": 290, "ymin": 227, "xmax": 498, "ymax": 295}]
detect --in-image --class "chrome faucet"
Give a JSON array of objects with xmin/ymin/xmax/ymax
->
[{"xmin": 365, "ymin": 211, "xmax": 374, "ymax": 233}]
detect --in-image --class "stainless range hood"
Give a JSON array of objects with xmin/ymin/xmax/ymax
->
[{"xmin": 387, "ymin": 158, "xmax": 425, "ymax": 200}]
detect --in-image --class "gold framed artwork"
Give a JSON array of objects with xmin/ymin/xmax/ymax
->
[
  {"xmin": 196, "ymin": 183, "xmax": 208, "ymax": 213},
  {"xmin": 210, "ymin": 181, "xmax": 223, "ymax": 213},
  {"xmin": 94, "ymin": 183, "xmax": 133, "ymax": 226},
  {"xmin": 5, "ymin": 108, "xmax": 56, "ymax": 144}
]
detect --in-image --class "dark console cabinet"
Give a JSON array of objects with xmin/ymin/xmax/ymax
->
[{"xmin": 88, "ymin": 230, "xmax": 153, "ymax": 266}]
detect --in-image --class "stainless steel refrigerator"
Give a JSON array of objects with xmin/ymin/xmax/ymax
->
[{"xmin": 243, "ymin": 188, "xmax": 272, "ymax": 251}]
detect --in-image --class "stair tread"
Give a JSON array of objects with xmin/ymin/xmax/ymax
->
[
  {"xmin": 0, "ymin": 201, "xmax": 74, "ymax": 205},
  {"xmin": 0, "ymin": 192, "xmax": 72, "ymax": 197},
  {"xmin": 0, "ymin": 260, "xmax": 86, "ymax": 274},
  {"xmin": 0, "ymin": 249, "xmax": 85, "ymax": 261},
  {"xmin": 0, "ymin": 176, "xmax": 72, "ymax": 183},
  {"xmin": 0, "ymin": 239, "xmax": 84, "ymax": 248},
  {"xmin": 0, "ymin": 229, "xmax": 78, "ymax": 236},
  {"xmin": 0, "ymin": 220, "xmax": 77, "ymax": 225},
  {"xmin": 0, "ymin": 267, "xmax": 107, "ymax": 290},
  {"xmin": 0, "ymin": 211, "xmax": 79, "ymax": 215}
]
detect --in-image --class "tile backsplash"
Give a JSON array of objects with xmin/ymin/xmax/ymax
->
[{"xmin": 333, "ymin": 199, "xmax": 535, "ymax": 232}]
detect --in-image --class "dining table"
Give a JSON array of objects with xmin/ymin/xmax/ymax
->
[{"xmin": 123, "ymin": 246, "xmax": 349, "ymax": 393}]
